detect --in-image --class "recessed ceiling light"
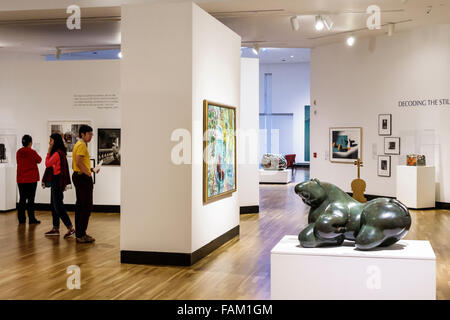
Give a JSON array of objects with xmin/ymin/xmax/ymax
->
[{"xmin": 290, "ymin": 55, "xmax": 294, "ymax": 58}]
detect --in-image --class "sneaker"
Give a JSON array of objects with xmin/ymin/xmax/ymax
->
[
  {"xmin": 64, "ymin": 228, "xmax": 75, "ymax": 239},
  {"xmin": 76, "ymin": 235, "xmax": 94, "ymax": 243},
  {"xmin": 85, "ymin": 234, "xmax": 96, "ymax": 242},
  {"xmin": 29, "ymin": 219, "xmax": 41, "ymax": 225},
  {"xmin": 45, "ymin": 228, "xmax": 60, "ymax": 236}
]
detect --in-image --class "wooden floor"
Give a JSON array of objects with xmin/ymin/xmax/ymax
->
[{"xmin": 0, "ymin": 169, "xmax": 448, "ymax": 299}]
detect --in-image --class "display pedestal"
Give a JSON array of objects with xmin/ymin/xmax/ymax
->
[
  {"xmin": 259, "ymin": 169, "xmax": 292, "ymax": 184},
  {"xmin": 396, "ymin": 165, "xmax": 435, "ymax": 209},
  {"xmin": 271, "ymin": 235, "xmax": 436, "ymax": 300},
  {"xmin": 0, "ymin": 165, "xmax": 17, "ymax": 211}
]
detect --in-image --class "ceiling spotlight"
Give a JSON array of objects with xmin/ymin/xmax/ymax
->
[
  {"xmin": 388, "ymin": 23, "xmax": 395, "ymax": 36},
  {"xmin": 118, "ymin": 51, "xmax": 122, "ymax": 58},
  {"xmin": 290, "ymin": 55, "xmax": 294, "ymax": 58},
  {"xmin": 290, "ymin": 16, "xmax": 300, "ymax": 31},
  {"xmin": 315, "ymin": 15, "xmax": 325, "ymax": 31},
  {"xmin": 323, "ymin": 16, "xmax": 334, "ymax": 31},
  {"xmin": 346, "ymin": 36, "xmax": 356, "ymax": 46},
  {"xmin": 252, "ymin": 44, "xmax": 259, "ymax": 55}
]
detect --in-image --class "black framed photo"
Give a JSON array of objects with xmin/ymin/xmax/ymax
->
[
  {"xmin": 98, "ymin": 128, "xmax": 121, "ymax": 166},
  {"xmin": 384, "ymin": 137, "xmax": 400, "ymax": 155},
  {"xmin": 378, "ymin": 114, "xmax": 392, "ymax": 136},
  {"xmin": 378, "ymin": 155, "xmax": 391, "ymax": 177}
]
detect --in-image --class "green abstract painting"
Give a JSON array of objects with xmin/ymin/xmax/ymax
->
[{"xmin": 203, "ymin": 100, "xmax": 237, "ymax": 203}]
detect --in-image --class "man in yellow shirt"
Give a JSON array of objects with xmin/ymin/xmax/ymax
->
[{"xmin": 72, "ymin": 125, "xmax": 96, "ymax": 243}]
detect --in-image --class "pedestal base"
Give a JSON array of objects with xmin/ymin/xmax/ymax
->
[
  {"xmin": 259, "ymin": 169, "xmax": 292, "ymax": 184},
  {"xmin": 271, "ymin": 235, "xmax": 436, "ymax": 300}
]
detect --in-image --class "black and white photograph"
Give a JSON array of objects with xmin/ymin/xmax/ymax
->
[
  {"xmin": 378, "ymin": 155, "xmax": 391, "ymax": 177},
  {"xmin": 378, "ymin": 114, "xmax": 392, "ymax": 136},
  {"xmin": 384, "ymin": 137, "xmax": 400, "ymax": 155},
  {"xmin": 98, "ymin": 128, "xmax": 121, "ymax": 166},
  {"xmin": 329, "ymin": 127, "xmax": 362, "ymax": 163}
]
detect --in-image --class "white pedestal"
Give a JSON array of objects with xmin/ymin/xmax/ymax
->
[
  {"xmin": 396, "ymin": 165, "xmax": 435, "ymax": 209},
  {"xmin": 271, "ymin": 235, "xmax": 436, "ymax": 300},
  {"xmin": 0, "ymin": 165, "xmax": 17, "ymax": 211},
  {"xmin": 259, "ymin": 169, "xmax": 292, "ymax": 184}
]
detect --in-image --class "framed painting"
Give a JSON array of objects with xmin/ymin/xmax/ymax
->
[
  {"xmin": 48, "ymin": 120, "xmax": 93, "ymax": 157},
  {"xmin": 330, "ymin": 127, "xmax": 362, "ymax": 163},
  {"xmin": 203, "ymin": 100, "xmax": 237, "ymax": 203},
  {"xmin": 384, "ymin": 137, "xmax": 400, "ymax": 155},
  {"xmin": 98, "ymin": 128, "xmax": 121, "ymax": 166},
  {"xmin": 378, "ymin": 114, "xmax": 392, "ymax": 136},
  {"xmin": 378, "ymin": 155, "xmax": 391, "ymax": 177}
]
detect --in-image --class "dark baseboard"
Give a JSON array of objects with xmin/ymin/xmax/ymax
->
[
  {"xmin": 346, "ymin": 193, "xmax": 395, "ymax": 201},
  {"xmin": 25, "ymin": 203, "xmax": 120, "ymax": 213},
  {"xmin": 240, "ymin": 205, "xmax": 259, "ymax": 214},
  {"xmin": 436, "ymin": 202, "xmax": 450, "ymax": 210},
  {"xmin": 0, "ymin": 209, "xmax": 16, "ymax": 213},
  {"xmin": 121, "ymin": 225, "xmax": 240, "ymax": 266}
]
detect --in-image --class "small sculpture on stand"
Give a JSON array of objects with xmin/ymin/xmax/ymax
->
[
  {"xmin": 295, "ymin": 179, "xmax": 411, "ymax": 250},
  {"xmin": 351, "ymin": 158, "xmax": 366, "ymax": 203},
  {"xmin": 261, "ymin": 153, "xmax": 287, "ymax": 170}
]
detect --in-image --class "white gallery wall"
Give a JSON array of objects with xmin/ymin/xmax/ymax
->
[
  {"xmin": 239, "ymin": 58, "xmax": 260, "ymax": 209},
  {"xmin": 259, "ymin": 63, "xmax": 310, "ymax": 162},
  {"xmin": 121, "ymin": 2, "xmax": 241, "ymax": 255},
  {"xmin": 310, "ymin": 24, "xmax": 450, "ymax": 202},
  {"xmin": 0, "ymin": 57, "xmax": 121, "ymax": 206}
]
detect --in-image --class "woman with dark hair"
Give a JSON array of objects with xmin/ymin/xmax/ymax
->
[
  {"xmin": 16, "ymin": 134, "xmax": 42, "ymax": 224},
  {"xmin": 43, "ymin": 134, "xmax": 75, "ymax": 238}
]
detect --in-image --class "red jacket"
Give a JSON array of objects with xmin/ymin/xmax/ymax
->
[{"xmin": 16, "ymin": 147, "xmax": 42, "ymax": 183}]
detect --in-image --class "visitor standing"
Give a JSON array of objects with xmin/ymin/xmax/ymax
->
[
  {"xmin": 43, "ymin": 134, "xmax": 75, "ymax": 238},
  {"xmin": 16, "ymin": 135, "xmax": 41, "ymax": 224},
  {"xmin": 72, "ymin": 125, "xmax": 97, "ymax": 243}
]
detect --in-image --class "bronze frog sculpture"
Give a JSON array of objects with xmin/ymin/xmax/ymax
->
[{"xmin": 295, "ymin": 179, "xmax": 411, "ymax": 250}]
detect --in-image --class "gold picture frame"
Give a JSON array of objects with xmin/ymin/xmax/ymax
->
[{"xmin": 203, "ymin": 100, "xmax": 237, "ymax": 204}]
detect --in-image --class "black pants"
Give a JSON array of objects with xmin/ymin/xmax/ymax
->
[
  {"xmin": 17, "ymin": 182, "xmax": 37, "ymax": 223},
  {"xmin": 51, "ymin": 175, "xmax": 73, "ymax": 229},
  {"xmin": 72, "ymin": 173, "xmax": 93, "ymax": 238}
]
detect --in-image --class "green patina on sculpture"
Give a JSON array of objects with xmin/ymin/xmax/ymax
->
[{"xmin": 295, "ymin": 179, "xmax": 411, "ymax": 250}]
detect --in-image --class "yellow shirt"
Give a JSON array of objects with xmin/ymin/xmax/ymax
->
[{"xmin": 72, "ymin": 140, "xmax": 91, "ymax": 172}]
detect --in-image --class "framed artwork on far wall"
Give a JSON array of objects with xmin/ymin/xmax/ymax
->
[
  {"xmin": 329, "ymin": 127, "xmax": 362, "ymax": 163},
  {"xmin": 378, "ymin": 114, "xmax": 392, "ymax": 136},
  {"xmin": 48, "ymin": 120, "xmax": 93, "ymax": 157},
  {"xmin": 97, "ymin": 128, "xmax": 121, "ymax": 166},
  {"xmin": 203, "ymin": 100, "xmax": 237, "ymax": 204},
  {"xmin": 378, "ymin": 155, "xmax": 391, "ymax": 177},
  {"xmin": 384, "ymin": 137, "xmax": 400, "ymax": 155}
]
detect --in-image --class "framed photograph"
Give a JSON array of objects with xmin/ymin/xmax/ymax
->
[
  {"xmin": 203, "ymin": 100, "xmax": 237, "ymax": 204},
  {"xmin": 378, "ymin": 114, "xmax": 392, "ymax": 136},
  {"xmin": 98, "ymin": 129, "xmax": 121, "ymax": 166},
  {"xmin": 48, "ymin": 120, "xmax": 93, "ymax": 157},
  {"xmin": 90, "ymin": 159, "xmax": 96, "ymax": 184},
  {"xmin": 378, "ymin": 155, "xmax": 391, "ymax": 177},
  {"xmin": 384, "ymin": 137, "xmax": 400, "ymax": 155},
  {"xmin": 329, "ymin": 127, "xmax": 362, "ymax": 163}
]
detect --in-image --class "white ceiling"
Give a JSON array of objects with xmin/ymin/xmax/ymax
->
[{"xmin": 0, "ymin": 0, "xmax": 449, "ymax": 55}]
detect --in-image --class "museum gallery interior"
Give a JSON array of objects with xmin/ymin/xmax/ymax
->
[{"xmin": 0, "ymin": 0, "xmax": 449, "ymax": 300}]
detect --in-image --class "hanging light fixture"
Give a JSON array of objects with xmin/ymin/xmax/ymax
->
[
  {"xmin": 252, "ymin": 44, "xmax": 259, "ymax": 55},
  {"xmin": 388, "ymin": 23, "xmax": 395, "ymax": 36},
  {"xmin": 315, "ymin": 15, "xmax": 325, "ymax": 31},
  {"xmin": 290, "ymin": 16, "xmax": 300, "ymax": 31}
]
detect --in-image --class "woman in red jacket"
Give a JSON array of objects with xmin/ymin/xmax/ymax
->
[
  {"xmin": 16, "ymin": 135, "xmax": 42, "ymax": 224},
  {"xmin": 44, "ymin": 134, "xmax": 75, "ymax": 238}
]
